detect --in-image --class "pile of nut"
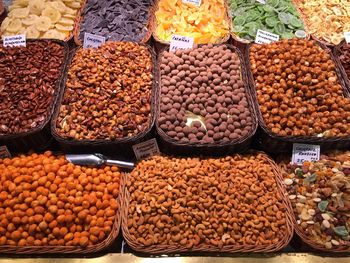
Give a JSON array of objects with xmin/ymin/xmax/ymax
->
[
  {"xmin": 280, "ymin": 151, "xmax": 350, "ymax": 249},
  {"xmin": 126, "ymin": 154, "xmax": 290, "ymax": 248},
  {"xmin": 0, "ymin": 40, "xmax": 65, "ymax": 135},
  {"xmin": 158, "ymin": 44, "xmax": 254, "ymax": 144},
  {"xmin": 250, "ymin": 39, "xmax": 350, "ymax": 137},
  {"xmin": 0, "ymin": 152, "xmax": 121, "ymax": 247},
  {"xmin": 55, "ymin": 42, "xmax": 153, "ymax": 140},
  {"xmin": 338, "ymin": 44, "xmax": 350, "ymax": 81}
]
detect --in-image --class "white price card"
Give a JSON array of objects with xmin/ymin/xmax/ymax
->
[
  {"xmin": 83, "ymin": 33, "xmax": 105, "ymax": 48},
  {"xmin": 292, "ymin": 143, "xmax": 320, "ymax": 165},
  {"xmin": 344, "ymin": 32, "xmax": 350, "ymax": 44},
  {"xmin": 132, "ymin": 138, "xmax": 160, "ymax": 160},
  {"xmin": 255, "ymin": 29, "xmax": 279, "ymax": 44},
  {"xmin": 182, "ymin": 0, "xmax": 201, "ymax": 6},
  {"xmin": 169, "ymin": 35, "xmax": 194, "ymax": 52},
  {"xmin": 3, "ymin": 34, "xmax": 26, "ymax": 47},
  {"xmin": 0, "ymin": 146, "xmax": 11, "ymax": 159},
  {"xmin": 256, "ymin": 0, "xmax": 266, "ymax": 4}
]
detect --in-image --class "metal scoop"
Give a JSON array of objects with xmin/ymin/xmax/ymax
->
[{"xmin": 65, "ymin": 153, "xmax": 135, "ymax": 170}]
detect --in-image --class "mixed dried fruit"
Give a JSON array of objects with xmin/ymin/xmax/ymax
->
[
  {"xmin": 126, "ymin": 153, "xmax": 291, "ymax": 249},
  {"xmin": 158, "ymin": 44, "xmax": 254, "ymax": 144},
  {"xmin": 155, "ymin": 0, "xmax": 230, "ymax": 44},
  {"xmin": 249, "ymin": 39, "xmax": 350, "ymax": 137},
  {"xmin": 55, "ymin": 42, "xmax": 153, "ymax": 141},
  {"xmin": 229, "ymin": 0, "xmax": 305, "ymax": 41},
  {"xmin": 0, "ymin": 152, "xmax": 121, "ymax": 247},
  {"xmin": 0, "ymin": 40, "xmax": 65, "ymax": 134},
  {"xmin": 295, "ymin": 0, "xmax": 350, "ymax": 44},
  {"xmin": 1, "ymin": 0, "xmax": 83, "ymax": 40},
  {"xmin": 338, "ymin": 43, "xmax": 350, "ymax": 82},
  {"xmin": 280, "ymin": 151, "xmax": 350, "ymax": 249}
]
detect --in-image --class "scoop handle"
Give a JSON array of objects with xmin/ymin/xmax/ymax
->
[{"xmin": 105, "ymin": 159, "xmax": 135, "ymax": 170}]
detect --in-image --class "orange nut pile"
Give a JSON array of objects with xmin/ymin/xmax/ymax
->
[
  {"xmin": 0, "ymin": 152, "xmax": 121, "ymax": 247},
  {"xmin": 126, "ymin": 153, "xmax": 291, "ymax": 249},
  {"xmin": 250, "ymin": 39, "xmax": 350, "ymax": 137}
]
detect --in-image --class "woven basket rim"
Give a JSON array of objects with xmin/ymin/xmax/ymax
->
[
  {"xmin": 121, "ymin": 151, "xmax": 294, "ymax": 254},
  {"xmin": 229, "ymin": 0, "xmax": 310, "ymax": 44},
  {"xmin": 333, "ymin": 40, "xmax": 350, "ymax": 95},
  {"xmin": 152, "ymin": 0, "xmax": 231, "ymax": 45},
  {"xmin": 0, "ymin": 39, "xmax": 68, "ymax": 141},
  {"xmin": 50, "ymin": 42, "xmax": 158, "ymax": 147},
  {"xmin": 246, "ymin": 39, "xmax": 350, "ymax": 144},
  {"xmin": 155, "ymin": 43, "xmax": 258, "ymax": 149},
  {"xmin": 73, "ymin": 1, "xmax": 155, "ymax": 46},
  {"xmin": 0, "ymin": 164, "xmax": 123, "ymax": 254},
  {"xmin": 278, "ymin": 161, "xmax": 350, "ymax": 252}
]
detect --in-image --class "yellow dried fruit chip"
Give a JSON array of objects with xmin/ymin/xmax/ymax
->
[
  {"xmin": 57, "ymin": 18, "xmax": 74, "ymax": 26},
  {"xmin": 55, "ymin": 24, "xmax": 73, "ymax": 31},
  {"xmin": 35, "ymin": 16, "xmax": 52, "ymax": 32},
  {"xmin": 42, "ymin": 29, "xmax": 65, "ymax": 40},
  {"xmin": 29, "ymin": 0, "xmax": 45, "ymax": 15},
  {"xmin": 25, "ymin": 25, "xmax": 40, "ymax": 38},
  {"xmin": 22, "ymin": 14, "xmax": 39, "ymax": 26},
  {"xmin": 6, "ymin": 19, "xmax": 22, "ymax": 32},
  {"xmin": 42, "ymin": 7, "xmax": 62, "ymax": 23}
]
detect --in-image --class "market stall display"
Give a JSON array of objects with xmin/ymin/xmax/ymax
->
[
  {"xmin": 294, "ymin": 0, "xmax": 350, "ymax": 45},
  {"xmin": 229, "ymin": 0, "xmax": 306, "ymax": 42},
  {"xmin": 52, "ymin": 41, "xmax": 156, "ymax": 154},
  {"xmin": 247, "ymin": 39, "xmax": 350, "ymax": 153},
  {"xmin": 0, "ymin": 0, "xmax": 84, "ymax": 40},
  {"xmin": 154, "ymin": 0, "xmax": 230, "ymax": 44},
  {"xmin": 122, "ymin": 153, "xmax": 293, "ymax": 253},
  {"xmin": 0, "ymin": 39, "xmax": 67, "ymax": 152},
  {"xmin": 0, "ymin": 151, "xmax": 122, "ymax": 253},
  {"xmin": 74, "ymin": 0, "xmax": 153, "ymax": 45},
  {"xmin": 279, "ymin": 151, "xmax": 350, "ymax": 252},
  {"xmin": 157, "ymin": 44, "xmax": 257, "ymax": 155}
]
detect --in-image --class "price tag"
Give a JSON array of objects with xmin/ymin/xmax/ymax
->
[
  {"xmin": 255, "ymin": 29, "xmax": 279, "ymax": 44},
  {"xmin": 132, "ymin": 138, "xmax": 160, "ymax": 160},
  {"xmin": 292, "ymin": 143, "xmax": 320, "ymax": 165},
  {"xmin": 0, "ymin": 146, "xmax": 11, "ymax": 159},
  {"xmin": 182, "ymin": 0, "xmax": 201, "ymax": 6},
  {"xmin": 169, "ymin": 35, "xmax": 194, "ymax": 52},
  {"xmin": 83, "ymin": 33, "xmax": 105, "ymax": 48},
  {"xmin": 256, "ymin": 0, "xmax": 266, "ymax": 4},
  {"xmin": 344, "ymin": 32, "xmax": 350, "ymax": 44},
  {"xmin": 3, "ymin": 34, "xmax": 26, "ymax": 47}
]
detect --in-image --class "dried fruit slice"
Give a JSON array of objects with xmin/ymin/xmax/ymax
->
[
  {"xmin": 13, "ymin": 0, "xmax": 29, "ymax": 6},
  {"xmin": 22, "ymin": 14, "xmax": 39, "ymax": 26},
  {"xmin": 35, "ymin": 16, "xmax": 52, "ymax": 32},
  {"xmin": 29, "ymin": 0, "xmax": 45, "ymax": 15},
  {"xmin": 43, "ymin": 29, "xmax": 65, "ymax": 40},
  {"xmin": 57, "ymin": 18, "xmax": 74, "ymax": 26},
  {"xmin": 12, "ymin": 7, "xmax": 30, "ymax": 18},
  {"xmin": 64, "ymin": 7, "xmax": 76, "ymax": 15},
  {"xmin": 42, "ymin": 7, "xmax": 62, "ymax": 23},
  {"xmin": 50, "ymin": 1, "xmax": 67, "ymax": 14},
  {"xmin": 25, "ymin": 25, "xmax": 40, "ymax": 38},
  {"xmin": 1, "ymin": 17, "xmax": 11, "ymax": 32},
  {"xmin": 55, "ymin": 24, "xmax": 73, "ymax": 32},
  {"xmin": 6, "ymin": 19, "xmax": 22, "ymax": 32},
  {"xmin": 66, "ymin": 1, "xmax": 81, "ymax": 9}
]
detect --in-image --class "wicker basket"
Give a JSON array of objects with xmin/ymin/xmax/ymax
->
[
  {"xmin": 229, "ymin": 0, "xmax": 309, "ymax": 47},
  {"xmin": 0, "ymin": 39, "xmax": 69, "ymax": 154},
  {"xmin": 51, "ymin": 43, "xmax": 158, "ymax": 157},
  {"xmin": 278, "ymin": 160, "xmax": 350, "ymax": 252},
  {"xmin": 73, "ymin": 1, "xmax": 155, "ymax": 46},
  {"xmin": 333, "ymin": 40, "xmax": 350, "ymax": 94},
  {"xmin": 152, "ymin": 0, "xmax": 231, "ymax": 46},
  {"xmin": 0, "ymin": 170, "xmax": 123, "ymax": 254},
  {"xmin": 0, "ymin": 1, "xmax": 86, "ymax": 42},
  {"xmin": 292, "ymin": 0, "xmax": 342, "ymax": 47},
  {"xmin": 121, "ymin": 152, "xmax": 294, "ymax": 254},
  {"xmin": 155, "ymin": 44, "xmax": 258, "ymax": 156},
  {"xmin": 245, "ymin": 40, "xmax": 350, "ymax": 154}
]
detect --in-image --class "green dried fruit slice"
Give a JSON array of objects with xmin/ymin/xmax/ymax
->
[
  {"xmin": 278, "ymin": 12, "xmax": 290, "ymax": 25},
  {"xmin": 233, "ymin": 16, "xmax": 246, "ymax": 26},
  {"xmin": 265, "ymin": 17, "xmax": 278, "ymax": 27},
  {"xmin": 290, "ymin": 16, "xmax": 303, "ymax": 28},
  {"xmin": 274, "ymin": 22, "xmax": 285, "ymax": 35}
]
